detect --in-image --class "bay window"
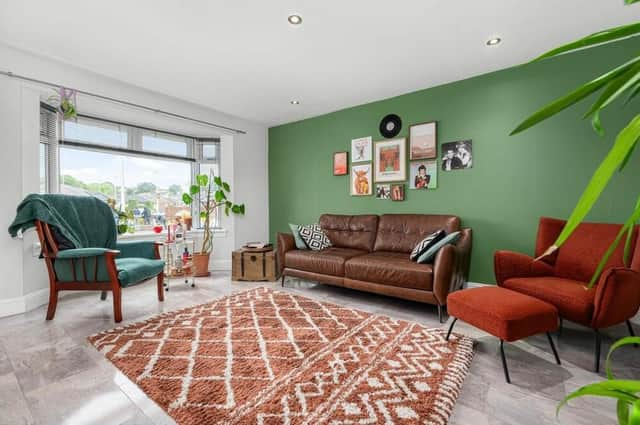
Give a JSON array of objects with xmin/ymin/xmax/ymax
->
[{"xmin": 39, "ymin": 105, "xmax": 221, "ymax": 231}]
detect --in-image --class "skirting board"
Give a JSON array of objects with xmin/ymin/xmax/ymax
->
[{"xmin": 0, "ymin": 261, "xmax": 233, "ymax": 318}]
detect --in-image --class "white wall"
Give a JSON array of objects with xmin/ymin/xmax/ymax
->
[{"xmin": 0, "ymin": 42, "xmax": 269, "ymax": 317}]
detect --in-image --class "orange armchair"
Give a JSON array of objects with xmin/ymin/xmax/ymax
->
[{"xmin": 494, "ymin": 217, "xmax": 640, "ymax": 372}]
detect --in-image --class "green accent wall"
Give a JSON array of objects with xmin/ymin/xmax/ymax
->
[{"xmin": 268, "ymin": 38, "xmax": 639, "ymax": 284}]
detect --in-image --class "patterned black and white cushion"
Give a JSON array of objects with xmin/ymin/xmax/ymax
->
[
  {"xmin": 297, "ymin": 224, "xmax": 332, "ymax": 251},
  {"xmin": 409, "ymin": 230, "xmax": 446, "ymax": 261}
]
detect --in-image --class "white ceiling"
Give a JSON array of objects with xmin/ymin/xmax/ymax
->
[{"xmin": 1, "ymin": 1, "xmax": 638, "ymax": 126}]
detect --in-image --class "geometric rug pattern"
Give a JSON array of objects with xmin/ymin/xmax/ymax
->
[{"xmin": 89, "ymin": 287, "xmax": 473, "ymax": 424}]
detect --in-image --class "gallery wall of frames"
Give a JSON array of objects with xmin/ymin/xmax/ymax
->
[{"xmin": 332, "ymin": 115, "xmax": 473, "ymax": 202}]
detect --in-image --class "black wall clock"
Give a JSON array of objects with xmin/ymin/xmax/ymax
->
[{"xmin": 379, "ymin": 114, "xmax": 402, "ymax": 138}]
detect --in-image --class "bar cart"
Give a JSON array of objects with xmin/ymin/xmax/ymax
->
[{"xmin": 161, "ymin": 238, "xmax": 196, "ymax": 291}]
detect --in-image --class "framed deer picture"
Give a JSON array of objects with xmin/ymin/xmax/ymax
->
[{"xmin": 350, "ymin": 164, "xmax": 372, "ymax": 196}]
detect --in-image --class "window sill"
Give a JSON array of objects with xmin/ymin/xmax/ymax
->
[{"xmin": 117, "ymin": 228, "xmax": 228, "ymax": 241}]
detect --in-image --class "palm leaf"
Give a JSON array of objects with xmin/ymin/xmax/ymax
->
[
  {"xmin": 558, "ymin": 381, "xmax": 639, "ymax": 417},
  {"xmin": 584, "ymin": 62, "xmax": 640, "ymax": 123},
  {"xmin": 606, "ymin": 336, "xmax": 640, "ymax": 379},
  {"xmin": 630, "ymin": 400, "xmax": 640, "ymax": 425},
  {"xmin": 535, "ymin": 22, "xmax": 640, "ymax": 62},
  {"xmin": 619, "ymin": 400, "xmax": 631, "ymax": 425},
  {"xmin": 544, "ymin": 114, "xmax": 640, "ymax": 257},
  {"xmin": 587, "ymin": 194, "xmax": 640, "ymax": 286},
  {"xmin": 511, "ymin": 57, "xmax": 640, "ymax": 135}
]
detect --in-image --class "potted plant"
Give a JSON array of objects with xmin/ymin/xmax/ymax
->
[
  {"xmin": 48, "ymin": 87, "xmax": 78, "ymax": 121},
  {"xmin": 182, "ymin": 171, "xmax": 244, "ymax": 276}
]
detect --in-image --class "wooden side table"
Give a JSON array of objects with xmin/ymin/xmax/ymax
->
[{"xmin": 232, "ymin": 246, "xmax": 278, "ymax": 281}]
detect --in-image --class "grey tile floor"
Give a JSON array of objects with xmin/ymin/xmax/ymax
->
[{"xmin": 0, "ymin": 273, "xmax": 637, "ymax": 425}]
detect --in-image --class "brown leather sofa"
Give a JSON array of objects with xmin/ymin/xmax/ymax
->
[{"xmin": 277, "ymin": 214, "xmax": 472, "ymax": 322}]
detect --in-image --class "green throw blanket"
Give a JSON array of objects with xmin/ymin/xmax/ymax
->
[{"xmin": 8, "ymin": 194, "xmax": 117, "ymax": 249}]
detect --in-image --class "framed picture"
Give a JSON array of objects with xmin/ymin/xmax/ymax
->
[
  {"xmin": 409, "ymin": 121, "xmax": 437, "ymax": 160},
  {"xmin": 374, "ymin": 138, "xmax": 406, "ymax": 182},
  {"xmin": 390, "ymin": 184, "xmax": 405, "ymax": 201},
  {"xmin": 410, "ymin": 160, "xmax": 438, "ymax": 189},
  {"xmin": 351, "ymin": 136, "xmax": 372, "ymax": 163},
  {"xmin": 375, "ymin": 184, "xmax": 391, "ymax": 199},
  {"xmin": 333, "ymin": 151, "xmax": 348, "ymax": 176},
  {"xmin": 441, "ymin": 140, "xmax": 473, "ymax": 171},
  {"xmin": 351, "ymin": 163, "xmax": 372, "ymax": 196}
]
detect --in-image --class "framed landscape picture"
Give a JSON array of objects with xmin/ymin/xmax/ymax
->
[
  {"xmin": 351, "ymin": 164, "xmax": 372, "ymax": 196},
  {"xmin": 351, "ymin": 136, "xmax": 372, "ymax": 163},
  {"xmin": 410, "ymin": 160, "xmax": 438, "ymax": 189},
  {"xmin": 374, "ymin": 138, "xmax": 406, "ymax": 182},
  {"xmin": 409, "ymin": 121, "xmax": 437, "ymax": 160},
  {"xmin": 333, "ymin": 151, "xmax": 348, "ymax": 176}
]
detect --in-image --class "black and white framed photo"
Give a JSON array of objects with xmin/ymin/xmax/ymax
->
[
  {"xmin": 441, "ymin": 140, "xmax": 472, "ymax": 171},
  {"xmin": 375, "ymin": 184, "xmax": 391, "ymax": 199},
  {"xmin": 351, "ymin": 136, "xmax": 372, "ymax": 163}
]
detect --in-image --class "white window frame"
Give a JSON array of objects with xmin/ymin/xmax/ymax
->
[{"xmin": 40, "ymin": 111, "xmax": 222, "ymax": 228}]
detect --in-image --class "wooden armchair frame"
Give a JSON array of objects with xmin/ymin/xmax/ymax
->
[{"xmin": 34, "ymin": 220, "xmax": 164, "ymax": 323}]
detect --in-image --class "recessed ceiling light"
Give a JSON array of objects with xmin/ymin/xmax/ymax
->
[
  {"xmin": 290, "ymin": 100, "xmax": 300, "ymax": 105},
  {"xmin": 288, "ymin": 14, "xmax": 302, "ymax": 25},
  {"xmin": 486, "ymin": 37, "xmax": 502, "ymax": 46}
]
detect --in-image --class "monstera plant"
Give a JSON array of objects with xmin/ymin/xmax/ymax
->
[
  {"xmin": 511, "ymin": 2, "xmax": 640, "ymax": 423},
  {"xmin": 182, "ymin": 171, "xmax": 244, "ymax": 276}
]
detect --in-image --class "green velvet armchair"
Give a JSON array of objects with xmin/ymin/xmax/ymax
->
[
  {"xmin": 7, "ymin": 193, "xmax": 166, "ymax": 323},
  {"xmin": 35, "ymin": 220, "xmax": 165, "ymax": 322}
]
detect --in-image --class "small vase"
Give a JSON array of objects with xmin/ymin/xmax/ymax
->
[{"xmin": 192, "ymin": 252, "xmax": 211, "ymax": 277}]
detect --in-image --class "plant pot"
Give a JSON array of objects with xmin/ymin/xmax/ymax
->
[{"xmin": 192, "ymin": 252, "xmax": 211, "ymax": 277}]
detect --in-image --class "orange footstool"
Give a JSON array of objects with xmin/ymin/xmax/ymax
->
[{"xmin": 446, "ymin": 286, "xmax": 560, "ymax": 383}]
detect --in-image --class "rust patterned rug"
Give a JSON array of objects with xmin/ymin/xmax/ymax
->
[{"xmin": 89, "ymin": 287, "xmax": 473, "ymax": 425}]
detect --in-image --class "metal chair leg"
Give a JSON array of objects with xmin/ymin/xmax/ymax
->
[
  {"xmin": 281, "ymin": 274, "xmax": 285, "ymax": 287},
  {"xmin": 594, "ymin": 330, "xmax": 602, "ymax": 373},
  {"xmin": 437, "ymin": 304, "xmax": 444, "ymax": 324},
  {"xmin": 546, "ymin": 332, "xmax": 561, "ymax": 365},
  {"xmin": 500, "ymin": 340, "xmax": 511, "ymax": 384},
  {"xmin": 626, "ymin": 320, "xmax": 638, "ymax": 348},
  {"xmin": 100, "ymin": 291, "xmax": 107, "ymax": 301},
  {"xmin": 446, "ymin": 318, "xmax": 458, "ymax": 341}
]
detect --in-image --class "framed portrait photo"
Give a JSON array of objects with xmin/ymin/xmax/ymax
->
[
  {"xmin": 351, "ymin": 136, "xmax": 372, "ymax": 163},
  {"xmin": 375, "ymin": 184, "xmax": 391, "ymax": 200},
  {"xmin": 350, "ymin": 163, "xmax": 372, "ymax": 196},
  {"xmin": 333, "ymin": 151, "xmax": 348, "ymax": 176},
  {"xmin": 390, "ymin": 184, "xmax": 405, "ymax": 201},
  {"xmin": 374, "ymin": 138, "xmax": 406, "ymax": 182},
  {"xmin": 441, "ymin": 140, "xmax": 473, "ymax": 171},
  {"xmin": 409, "ymin": 121, "xmax": 437, "ymax": 160},
  {"xmin": 410, "ymin": 160, "xmax": 438, "ymax": 189}
]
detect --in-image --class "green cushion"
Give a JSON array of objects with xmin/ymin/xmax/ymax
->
[
  {"xmin": 115, "ymin": 258, "xmax": 165, "ymax": 287},
  {"xmin": 289, "ymin": 223, "xmax": 308, "ymax": 249},
  {"xmin": 116, "ymin": 240, "xmax": 157, "ymax": 259},
  {"xmin": 416, "ymin": 231, "xmax": 461, "ymax": 264}
]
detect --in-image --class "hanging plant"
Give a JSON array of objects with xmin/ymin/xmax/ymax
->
[{"xmin": 48, "ymin": 87, "xmax": 78, "ymax": 121}]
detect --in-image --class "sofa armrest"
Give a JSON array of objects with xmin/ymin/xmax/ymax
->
[
  {"xmin": 433, "ymin": 228, "xmax": 472, "ymax": 305},
  {"xmin": 494, "ymin": 250, "xmax": 554, "ymax": 286},
  {"xmin": 277, "ymin": 233, "xmax": 296, "ymax": 274},
  {"xmin": 592, "ymin": 267, "xmax": 640, "ymax": 329}
]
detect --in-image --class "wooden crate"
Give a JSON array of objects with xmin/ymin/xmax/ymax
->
[{"xmin": 232, "ymin": 248, "xmax": 278, "ymax": 281}]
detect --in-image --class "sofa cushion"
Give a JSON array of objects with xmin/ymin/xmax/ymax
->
[
  {"xmin": 285, "ymin": 247, "xmax": 366, "ymax": 276},
  {"xmin": 345, "ymin": 251, "xmax": 433, "ymax": 290},
  {"xmin": 116, "ymin": 258, "xmax": 165, "ymax": 287},
  {"xmin": 288, "ymin": 223, "xmax": 308, "ymax": 249},
  {"xmin": 502, "ymin": 277, "xmax": 596, "ymax": 325},
  {"xmin": 298, "ymin": 224, "xmax": 332, "ymax": 251},
  {"xmin": 320, "ymin": 214, "xmax": 379, "ymax": 252},
  {"xmin": 373, "ymin": 214, "xmax": 460, "ymax": 253},
  {"xmin": 409, "ymin": 229, "xmax": 445, "ymax": 261}
]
